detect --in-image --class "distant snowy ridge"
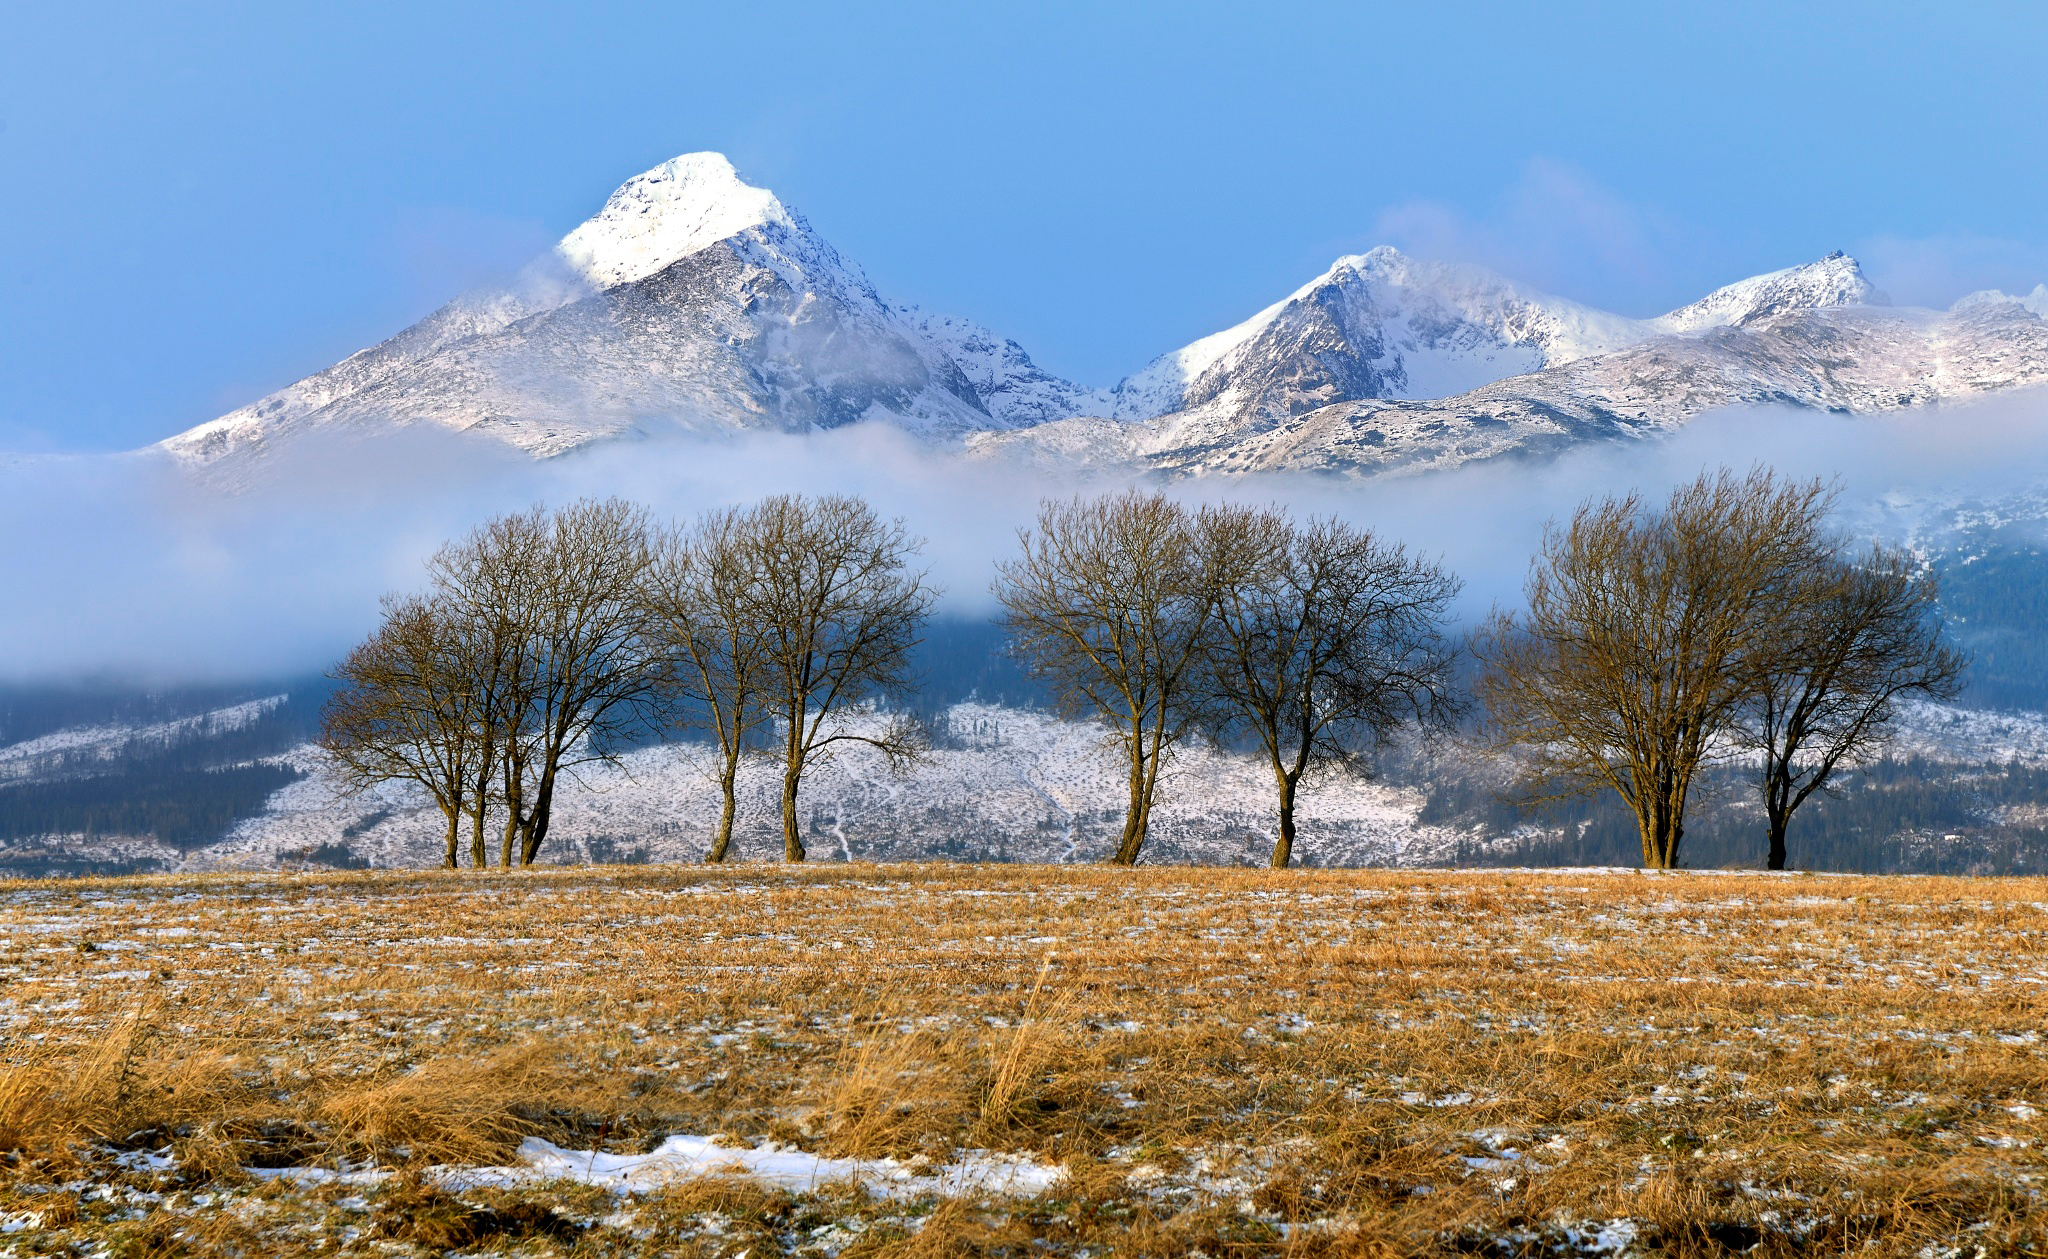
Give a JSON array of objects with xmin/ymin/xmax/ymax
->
[
  {"xmin": 973, "ymin": 253, "xmax": 2048, "ymax": 478},
  {"xmin": 155, "ymin": 152, "xmax": 2048, "ymax": 480},
  {"xmin": 1102, "ymin": 245, "xmax": 1832, "ymax": 424}
]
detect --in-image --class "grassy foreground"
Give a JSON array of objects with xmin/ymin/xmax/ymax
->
[{"xmin": 0, "ymin": 862, "xmax": 2043, "ymax": 1256}]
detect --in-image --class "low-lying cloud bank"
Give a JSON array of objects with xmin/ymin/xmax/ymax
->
[{"xmin": 5, "ymin": 388, "xmax": 2048, "ymax": 683}]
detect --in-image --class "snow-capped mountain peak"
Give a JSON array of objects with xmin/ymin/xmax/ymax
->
[
  {"xmin": 1106, "ymin": 246, "xmax": 1647, "ymax": 423},
  {"xmin": 1652, "ymin": 250, "xmax": 1880, "ymax": 333},
  {"xmin": 160, "ymin": 151, "xmax": 1097, "ymax": 469},
  {"xmin": 555, "ymin": 152, "xmax": 795, "ymax": 290}
]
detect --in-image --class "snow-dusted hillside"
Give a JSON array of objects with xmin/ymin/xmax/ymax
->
[
  {"xmin": 9, "ymin": 691, "xmax": 2048, "ymax": 875},
  {"xmin": 161, "ymin": 155, "xmax": 1098, "ymax": 469},
  {"xmin": 197, "ymin": 703, "xmax": 1459, "ymax": 871},
  {"xmin": 0, "ymin": 695, "xmax": 284, "ymax": 784}
]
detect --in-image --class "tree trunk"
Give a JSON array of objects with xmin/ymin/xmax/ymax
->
[
  {"xmin": 1270, "ymin": 771, "xmax": 1299, "ymax": 869},
  {"xmin": 781, "ymin": 765, "xmax": 806, "ymax": 862},
  {"xmin": 1114, "ymin": 799, "xmax": 1149, "ymax": 866},
  {"xmin": 468, "ymin": 741, "xmax": 495, "ymax": 869},
  {"xmin": 1763, "ymin": 764, "xmax": 1793, "ymax": 871},
  {"xmin": 707, "ymin": 756, "xmax": 739, "ymax": 863},
  {"xmin": 1635, "ymin": 793, "xmax": 1684, "ymax": 870},
  {"xmin": 1112, "ymin": 745, "xmax": 1147, "ymax": 865},
  {"xmin": 500, "ymin": 777, "xmax": 521, "ymax": 869},
  {"xmin": 522, "ymin": 767, "xmax": 556, "ymax": 866},
  {"xmin": 468, "ymin": 792, "xmax": 490, "ymax": 869},
  {"xmin": 441, "ymin": 810, "xmax": 459, "ymax": 870},
  {"xmin": 498, "ymin": 748, "xmax": 525, "ymax": 867}
]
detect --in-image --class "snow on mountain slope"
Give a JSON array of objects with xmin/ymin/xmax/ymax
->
[
  {"xmin": 556, "ymin": 154, "xmax": 795, "ymax": 288},
  {"xmin": 1106, "ymin": 248, "xmax": 1644, "ymax": 425},
  {"xmin": 974, "ymin": 255, "xmax": 2048, "ymax": 479},
  {"xmin": 0, "ymin": 695, "xmax": 286, "ymax": 784},
  {"xmin": 1105, "ymin": 249, "xmax": 1881, "ymax": 423},
  {"xmin": 902, "ymin": 310, "xmax": 1114, "ymax": 427},
  {"xmin": 161, "ymin": 154, "xmax": 1090, "ymax": 468},
  {"xmin": 1206, "ymin": 298, "xmax": 2048, "ymax": 478},
  {"xmin": 1958, "ymin": 285, "xmax": 2048, "ymax": 322}
]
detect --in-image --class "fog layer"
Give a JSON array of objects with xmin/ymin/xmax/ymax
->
[{"xmin": 5, "ymin": 389, "xmax": 2047, "ymax": 683}]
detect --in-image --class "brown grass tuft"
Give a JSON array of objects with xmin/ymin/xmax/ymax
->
[
  {"xmin": 977, "ymin": 952, "xmax": 1080, "ymax": 1140},
  {"xmin": 0, "ymin": 1047, "xmax": 66, "ymax": 1160},
  {"xmin": 319, "ymin": 1041, "xmax": 616, "ymax": 1165}
]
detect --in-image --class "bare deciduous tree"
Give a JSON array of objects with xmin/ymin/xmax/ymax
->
[
  {"xmin": 740, "ymin": 494, "xmax": 934, "ymax": 862},
  {"xmin": 421, "ymin": 499, "xmax": 657, "ymax": 867},
  {"xmin": 423, "ymin": 514, "xmax": 537, "ymax": 868},
  {"xmin": 1202, "ymin": 507, "xmax": 1463, "ymax": 868},
  {"xmin": 1475, "ymin": 468, "xmax": 1831, "ymax": 869},
  {"xmin": 509, "ymin": 499, "xmax": 658, "ymax": 865},
  {"xmin": 994, "ymin": 491, "xmax": 1218, "ymax": 866},
  {"xmin": 643, "ymin": 507, "xmax": 773, "ymax": 862},
  {"xmin": 320, "ymin": 596, "xmax": 484, "ymax": 869},
  {"xmin": 1741, "ymin": 543, "xmax": 1967, "ymax": 870}
]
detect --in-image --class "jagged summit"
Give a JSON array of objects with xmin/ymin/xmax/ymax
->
[
  {"xmin": 1653, "ymin": 250, "xmax": 1880, "ymax": 333},
  {"xmin": 556, "ymin": 152, "xmax": 794, "ymax": 289},
  {"xmin": 1106, "ymin": 246, "xmax": 1656, "ymax": 427}
]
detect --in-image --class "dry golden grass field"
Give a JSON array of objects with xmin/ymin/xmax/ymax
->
[{"xmin": 0, "ymin": 863, "xmax": 2044, "ymax": 1256}]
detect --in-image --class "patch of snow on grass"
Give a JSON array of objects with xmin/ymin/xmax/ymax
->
[
  {"xmin": 1567, "ymin": 1218, "xmax": 1639, "ymax": 1254},
  {"xmin": 448, "ymin": 1135, "xmax": 1065, "ymax": 1198}
]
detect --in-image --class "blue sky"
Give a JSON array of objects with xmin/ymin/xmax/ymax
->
[{"xmin": 4, "ymin": 1, "xmax": 2045, "ymax": 451}]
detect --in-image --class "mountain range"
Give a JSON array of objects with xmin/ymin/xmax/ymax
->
[{"xmin": 161, "ymin": 152, "xmax": 2048, "ymax": 480}]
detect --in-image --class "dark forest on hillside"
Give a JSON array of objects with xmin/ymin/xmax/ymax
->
[
  {"xmin": 0, "ymin": 682, "xmax": 329, "ymax": 861},
  {"xmin": 1935, "ymin": 541, "xmax": 2048, "ymax": 711}
]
